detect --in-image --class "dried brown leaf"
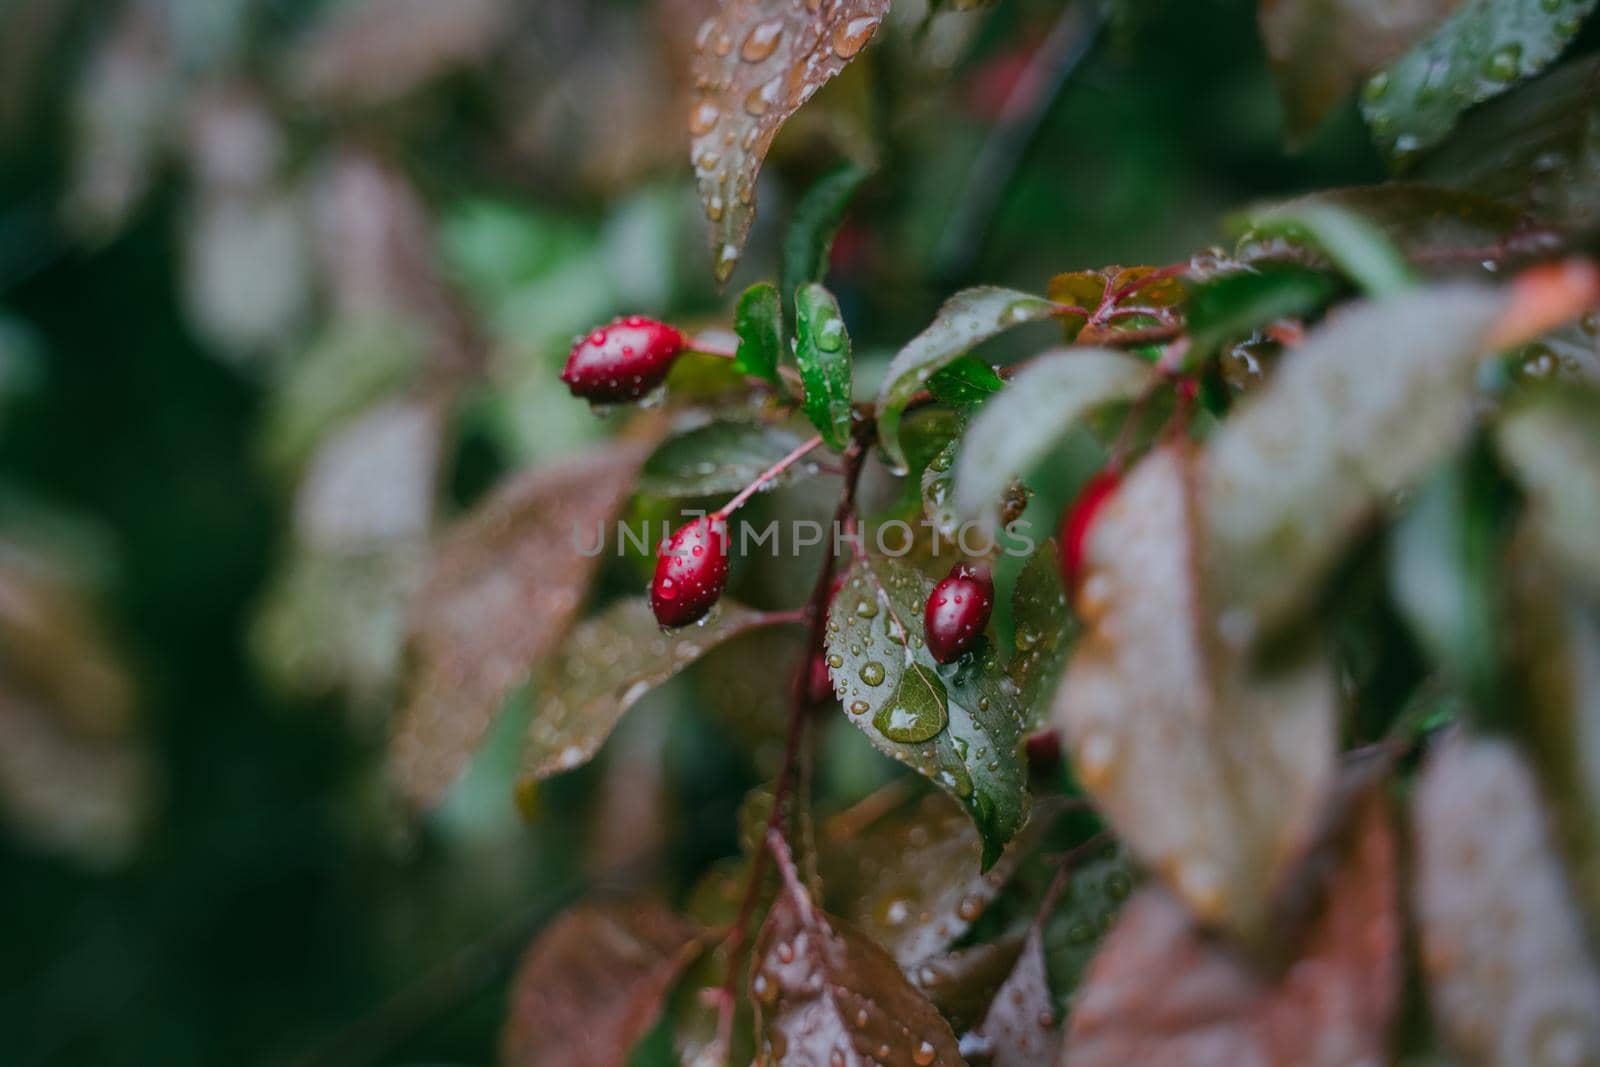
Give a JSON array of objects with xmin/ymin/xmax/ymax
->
[
  {"xmin": 1063, "ymin": 788, "xmax": 1400, "ymax": 1067},
  {"xmin": 689, "ymin": 0, "xmax": 888, "ymax": 281},
  {"xmin": 1052, "ymin": 444, "xmax": 1338, "ymax": 940},
  {"xmin": 1413, "ymin": 734, "xmax": 1600, "ymax": 1067},
  {"xmin": 390, "ymin": 443, "xmax": 648, "ymax": 809},
  {"xmin": 501, "ymin": 897, "xmax": 703, "ymax": 1067},
  {"xmin": 752, "ymin": 832, "xmax": 964, "ymax": 1066}
]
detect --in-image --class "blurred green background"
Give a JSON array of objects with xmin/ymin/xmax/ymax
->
[{"xmin": 0, "ymin": 0, "xmax": 1470, "ymax": 1062}]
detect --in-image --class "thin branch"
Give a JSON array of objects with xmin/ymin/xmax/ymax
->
[
  {"xmin": 934, "ymin": 0, "xmax": 1104, "ymax": 285},
  {"xmin": 715, "ymin": 434, "xmax": 826, "ymax": 518}
]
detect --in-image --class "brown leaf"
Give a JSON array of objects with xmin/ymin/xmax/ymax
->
[
  {"xmin": 1413, "ymin": 734, "xmax": 1600, "ymax": 1067},
  {"xmin": 910, "ymin": 938, "xmax": 1026, "ymax": 1036},
  {"xmin": 523, "ymin": 598, "xmax": 780, "ymax": 782},
  {"xmin": 1052, "ymin": 444, "xmax": 1338, "ymax": 940},
  {"xmin": 1258, "ymin": 0, "xmax": 1461, "ymax": 140},
  {"xmin": 501, "ymin": 897, "xmax": 703, "ymax": 1067},
  {"xmin": 752, "ymin": 832, "xmax": 965, "ymax": 1066},
  {"xmin": 820, "ymin": 791, "xmax": 1057, "ymax": 970},
  {"xmin": 689, "ymin": 0, "xmax": 888, "ymax": 281},
  {"xmin": 1063, "ymin": 788, "xmax": 1401, "ymax": 1067},
  {"xmin": 390, "ymin": 443, "xmax": 648, "ymax": 809},
  {"xmin": 969, "ymin": 925, "xmax": 1057, "ymax": 1067}
]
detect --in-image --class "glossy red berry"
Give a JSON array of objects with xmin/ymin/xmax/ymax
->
[
  {"xmin": 924, "ymin": 561, "xmax": 994, "ymax": 664},
  {"xmin": 1058, "ymin": 470, "xmax": 1120, "ymax": 592},
  {"xmin": 561, "ymin": 316, "xmax": 686, "ymax": 402},
  {"xmin": 651, "ymin": 514, "xmax": 731, "ymax": 628}
]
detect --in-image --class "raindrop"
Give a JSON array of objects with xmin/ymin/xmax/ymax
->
[
  {"xmin": 741, "ymin": 19, "xmax": 784, "ymax": 62},
  {"xmin": 858, "ymin": 661, "xmax": 886, "ymax": 686},
  {"xmin": 832, "ymin": 15, "xmax": 878, "ymax": 59},
  {"xmin": 689, "ymin": 100, "xmax": 720, "ymax": 136},
  {"xmin": 1483, "ymin": 44, "xmax": 1522, "ymax": 82}
]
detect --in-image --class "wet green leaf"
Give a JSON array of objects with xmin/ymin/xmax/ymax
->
[
  {"xmin": 952, "ymin": 349, "xmax": 1150, "ymax": 536},
  {"xmin": 523, "ymin": 599, "xmax": 778, "ymax": 781},
  {"xmin": 1237, "ymin": 200, "xmax": 1414, "ymax": 296},
  {"xmin": 1009, "ymin": 540, "xmax": 1074, "ymax": 731},
  {"xmin": 920, "ymin": 439, "xmax": 962, "ymax": 542},
  {"xmin": 1360, "ymin": 0, "xmax": 1597, "ymax": 162},
  {"xmin": 1184, "ymin": 266, "xmax": 1337, "ymax": 356},
  {"xmin": 1054, "ymin": 446, "xmax": 1338, "ymax": 940},
  {"xmin": 734, "ymin": 282, "xmax": 786, "ymax": 388},
  {"xmin": 1413, "ymin": 734, "xmax": 1600, "ymax": 1067},
  {"xmin": 639, "ymin": 421, "xmax": 816, "ymax": 500},
  {"xmin": 794, "ymin": 282, "xmax": 855, "ymax": 451},
  {"xmin": 877, "ymin": 288, "xmax": 1057, "ymax": 473},
  {"xmin": 1203, "ymin": 282, "xmax": 1507, "ymax": 636},
  {"xmin": 780, "ymin": 161, "xmax": 873, "ymax": 327},
  {"xmin": 927, "ymin": 356, "xmax": 1004, "ymax": 409},
  {"xmin": 827, "ymin": 555, "xmax": 1030, "ymax": 866},
  {"xmin": 1258, "ymin": 0, "xmax": 1459, "ymax": 141}
]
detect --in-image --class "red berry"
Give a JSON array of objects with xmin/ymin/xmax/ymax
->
[
  {"xmin": 1058, "ymin": 471, "xmax": 1120, "ymax": 592},
  {"xmin": 561, "ymin": 316, "xmax": 685, "ymax": 402},
  {"xmin": 924, "ymin": 561, "xmax": 994, "ymax": 664},
  {"xmin": 1025, "ymin": 729, "xmax": 1062, "ymax": 776},
  {"xmin": 651, "ymin": 514, "xmax": 731, "ymax": 628}
]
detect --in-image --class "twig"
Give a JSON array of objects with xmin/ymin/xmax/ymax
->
[
  {"xmin": 934, "ymin": 0, "xmax": 1104, "ymax": 284},
  {"xmin": 715, "ymin": 435, "xmax": 826, "ymax": 518}
]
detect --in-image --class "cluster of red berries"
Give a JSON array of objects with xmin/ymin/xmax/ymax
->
[{"xmin": 564, "ymin": 315, "xmax": 1123, "ymax": 676}]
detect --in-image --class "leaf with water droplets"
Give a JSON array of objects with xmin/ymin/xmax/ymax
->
[
  {"xmin": 1234, "ymin": 186, "xmax": 1560, "ymax": 282},
  {"xmin": 952, "ymin": 349, "xmax": 1151, "ymax": 535},
  {"xmin": 1257, "ymin": 0, "xmax": 1459, "ymax": 141},
  {"xmin": 1008, "ymin": 540, "xmax": 1075, "ymax": 731},
  {"xmin": 820, "ymin": 791, "xmax": 1057, "ymax": 969},
  {"xmin": 781, "ymin": 161, "xmax": 874, "ymax": 322},
  {"xmin": 1360, "ymin": 0, "xmax": 1598, "ymax": 162},
  {"xmin": 1497, "ymin": 387, "xmax": 1600, "ymax": 593},
  {"xmin": 877, "ymin": 288, "xmax": 1057, "ymax": 473},
  {"xmin": 927, "ymin": 356, "xmax": 1004, "ymax": 409},
  {"xmin": 1416, "ymin": 54, "xmax": 1600, "ymax": 233},
  {"xmin": 827, "ymin": 554, "xmax": 1030, "ymax": 867},
  {"xmin": 1184, "ymin": 265, "xmax": 1337, "ymax": 357},
  {"xmin": 690, "ymin": 0, "xmax": 888, "ymax": 282},
  {"xmin": 735, "ymin": 281, "xmax": 787, "ymax": 388},
  {"xmin": 523, "ymin": 598, "xmax": 777, "ymax": 781},
  {"xmin": 390, "ymin": 443, "xmax": 649, "ymax": 809},
  {"xmin": 1203, "ymin": 283, "xmax": 1508, "ymax": 637},
  {"xmin": 640, "ymin": 420, "xmax": 815, "ymax": 500},
  {"xmin": 1053, "ymin": 445, "xmax": 1338, "ymax": 941},
  {"xmin": 1413, "ymin": 734, "xmax": 1600, "ymax": 1067},
  {"xmin": 501, "ymin": 897, "xmax": 704, "ymax": 1067},
  {"xmin": 751, "ymin": 832, "xmax": 964, "ymax": 1067},
  {"xmin": 794, "ymin": 282, "xmax": 855, "ymax": 450},
  {"xmin": 969, "ymin": 924, "xmax": 1056, "ymax": 1067},
  {"xmin": 1063, "ymin": 786, "xmax": 1401, "ymax": 1067}
]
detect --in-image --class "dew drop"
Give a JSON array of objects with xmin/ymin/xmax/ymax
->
[
  {"xmin": 849, "ymin": 699, "xmax": 869, "ymax": 715},
  {"xmin": 689, "ymin": 100, "xmax": 720, "ymax": 136},
  {"xmin": 832, "ymin": 15, "xmax": 878, "ymax": 59},
  {"xmin": 913, "ymin": 1039, "xmax": 936, "ymax": 1065},
  {"xmin": 741, "ymin": 19, "xmax": 784, "ymax": 62},
  {"xmin": 858, "ymin": 661, "xmax": 886, "ymax": 686},
  {"xmin": 1484, "ymin": 43, "xmax": 1522, "ymax": 82}
]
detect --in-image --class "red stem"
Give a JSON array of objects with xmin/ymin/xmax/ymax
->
[{"xmin": 713, "ymin": 435, "xmax": 826, "ymax": 520}]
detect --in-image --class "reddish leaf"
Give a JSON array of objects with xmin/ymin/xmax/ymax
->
[
  {"xmin": 1063, "ymin": 788, "xmax": 1401, "ymax": 1067},
  {"xmin": 689, "ymin": 0, "xmax": 888, "ymax": 281},
  {"xmin": 390, "ymin": 443, "xmax": 649, "ymax": 809},
  {"xmin": 968, "ymin": 925, "xmax": 1057, "ymax": 1067},
  {"xmin": 752, "ymin": 832, "xmax": 964, "ymax": 1066},
  {"xmin": 1052, "ymin": 445, "xmax": 1338, "ymax": 940},
  {"xmin": 501, "ymin": 897, "xmax": 703, "ymax": 1067},
  {"xmin": 1413, "ymin": 734, "xmax": 1600, "ymax": 1067}
]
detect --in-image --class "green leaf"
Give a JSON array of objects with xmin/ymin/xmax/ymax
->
[
  {"xmin": 780, "ymin": 161, "xmax": 873, "ymax": 327},
  {"xmin": 877, "ymin": 288, "xmax": 1057, "ymax": 473},
  {"xmin": 1184, "ymin": 266, "xmax": 1337, "ymax": 356},
  {"xmin": 522, "ymin": 599, "xmax": 777, "ymax": 781},
  {"xmin": 827, "ymin": 555, "xmax": 1030, "ymax": 867},
  {"xmin": 1258, "ymin": 0, "xmax": 1460, "ymax": 141},
  {"xmin": 1413, "ymin": 735, "xmax": 1600, "ymax": 1064},
  {"xmin": 1203, "ymin": 282, "xmax": 1508, "ymax": 636},
  {"xmin": 1389, "ymin": 452, "xmax": 1507, "ymax": 710},
  {"xmin": 920, "ymin": 439, "xmax": 961, "ymax": 541},
  {"xmin": 733, "ymin": 282, "xmax": 785, "ymax": 388},
  {"xmin": 1497, "ymin": 387, "xmax": 1600, "ymax": 591},
  {"xmin": 952, "ymin": 349, "xmax": 1151, "ymax": 535},
  {"xmin": 1234, "ymin": 185, "xmax": 1561, "ymax": 279},
  {"xmin": 1053, "ymin": 446, "xmax": 1338, "ymax": 941},
  {"xmin": 794, "ymin": 282, "xmax": 855, "ymax": 450},
  {"xmin": 1009, "ymin": 539, "xmax": 1075, "ymax": 731},
  {"xmin": 927, "ymin": 355, "xmax": 1004, "ymax": 408},
  {"xmin": 1416, "ymin": 55, "xmax": 1600, "ymax": 233},
  {"xmin": 1236, "ymin": 200, "xmax": 1414, "ymax": 297},
  {"xmin": 1039, "ymin": 843, "xmax": 1137, "ymax": 1006},
  {"xmin": 638, "ymin": 421, "xmax": 815, "ymax": 500},
  {"xmin": 1360, "ymin": 0, "xmax": 1597, "ymax": 162}
]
